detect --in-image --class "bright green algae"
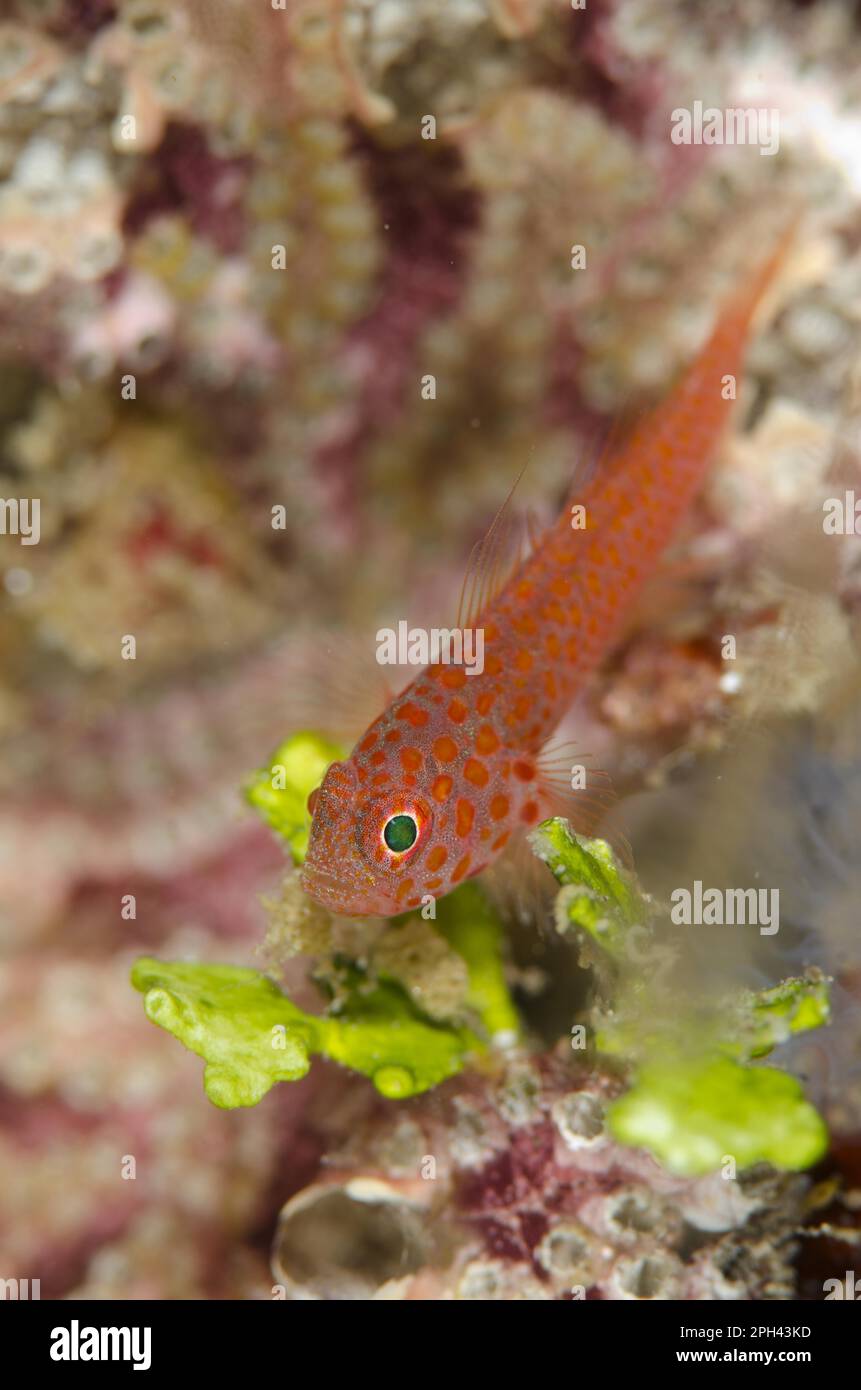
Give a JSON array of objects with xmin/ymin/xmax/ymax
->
[
  {"xmin": 133, "ymin": 745, "xmax": 830, "ymax": 1181},
  {"xmin": 530, "ymin": 818, "xmax": 830, "ymax": 1176}
]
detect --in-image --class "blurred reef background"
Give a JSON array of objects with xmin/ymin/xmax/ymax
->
[{"xmin": 2, "ymin": 0, "xmax": 861, "ymax": 1299}]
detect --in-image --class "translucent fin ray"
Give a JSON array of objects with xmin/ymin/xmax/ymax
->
[
  {"xmin": 457, "ymin": 464, "xmax": 530, "ymax": 631},
  {"xmin": 536, "ymin": 739, "xmax": 632, "ymax": 869}
]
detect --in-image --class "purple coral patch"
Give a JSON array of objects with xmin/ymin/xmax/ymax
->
[{"xmin": 123, "ymin": 123, "xmax": 250, "ymax": 255}]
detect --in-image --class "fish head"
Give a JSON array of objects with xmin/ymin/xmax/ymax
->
[{"xmin": 301, "ymin": 755, "xmax": 436, "ymax": 917}]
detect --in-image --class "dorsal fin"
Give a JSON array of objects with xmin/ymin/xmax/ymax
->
[
  {"xmin": 568, "ymin": 392, "xmax": 652, "ymax": 502},
  {"xmin": 456, "ymin": 464, "xmax": 530, "ymax": 630},
  {"xmin": 524, "ymin": 505, "xmax": 545, "ymax": 557}
]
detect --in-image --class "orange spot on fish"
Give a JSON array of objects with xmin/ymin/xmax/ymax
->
[
  {"xmin": 395, "ymin": 877, "xmax": 414, "ymax": 901},
  {"xmin": 385, "ymin": 729, "xmax": 400, "ymax": 742},
  {"xmin": 370, "ymin": 750, "xmax": 385, "ymax": 766},
  {"xmin": 451, "ymin": 853, "xmax": 471, "ymax": 883},
  {"xmin": 397, "ymin": 702, "xmax": 428, "ymax": 727},
  {"xmin": 475, "ymin": 724, "xmax": 500, "ymax": 755},
  {"xmin": 433, "ymin": 736, "xmax": 458, "ymax": 763},
  {"xmin": 359, "ymin": 732, "xmax": 377, "ymax": 752},
  {"xmin": 489, "ymin": 794, "xmax": 509, "ymax": 820},
  {"xmin": 432, "ymin": 774, "xmax": 453, "ymax": 802},
  {"xmin": 513, "ymin": 760, "xmax": 534, "ymax": 781},
  {"xmin": 456, "ymin": 799, "xmax": 475, "ymax": 836},
  {"xmin": 491, "ymin": 831, "xmax": 510, "ymax": 852},
  {"xmin": 400, "ymin": 746, "xmax": 423, "ymax": 773},
  {"xmin": 515, "ymin": 650, "xmax": 533, "ymax": 673},
  {"xmin": 476, "ymin": 690, "xmax": 496, "ymax": 715},
  {"xmin": 441, "ymin": 668, "xmax": 466, "ymax": 690},
  {"xmin": 521, "ymin": 801, "xmax": 539, "ymax": 823},
  {"xmin": 426, "ymin": 845, "xmax": 448, "ymax": 871},
  {"xmin": 447, "ymin": 698, "xmax": 468, "ymax": 724},
  {"xmin": 371, "ymin": 773, "xmax": 391, "ymax": 787},
  {"xmin": 464, "ymin": 759, "xmax": 489, "ymax": 788}
]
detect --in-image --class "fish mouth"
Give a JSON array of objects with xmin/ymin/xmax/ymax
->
[{"xmin": 300, "ymin": 861, "xmax": 397, "ymax": 918}]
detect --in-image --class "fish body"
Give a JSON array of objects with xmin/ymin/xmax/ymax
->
[{"xmin": 302, "ymin": 240, "xmax": 790, "ymax": 917}]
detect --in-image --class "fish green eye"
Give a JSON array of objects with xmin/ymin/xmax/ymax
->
[{"xmin": 383, "ymin": 813, "xmax": 418, "ymax": 854}]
